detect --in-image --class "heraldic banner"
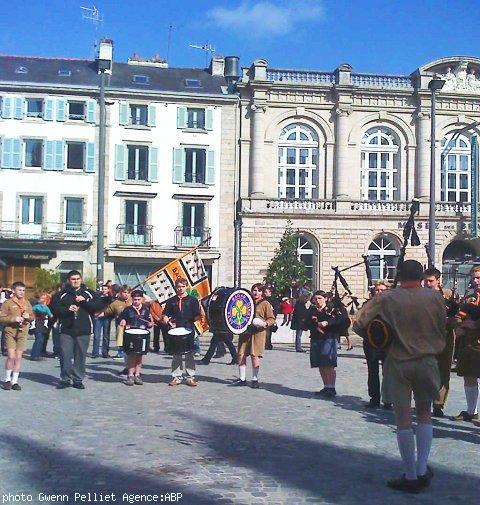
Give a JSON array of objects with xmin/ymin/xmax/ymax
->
[{"xmin": 144, "ymin": 247, "xmax": 211, "ymax": 334}]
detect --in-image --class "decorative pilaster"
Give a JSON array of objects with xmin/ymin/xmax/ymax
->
[
  {"xmin": 415, "ymin": 111, "xmax": 431, "ymax": 200},
  {"xmin": 249, "ymin": 102, "xmax": 267, "ymax": 197},
  {"xmin": 334, "ymin": 107, "xmax": 352, "ymax": 199}
]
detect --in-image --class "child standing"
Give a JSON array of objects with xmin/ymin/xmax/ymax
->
[{"xmin": 280, "ymin": 297, "xmax": 294, "ymax": 326}]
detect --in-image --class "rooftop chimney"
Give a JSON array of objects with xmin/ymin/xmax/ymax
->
[
  {"xmin": 96, "ymin": 38, "xmax": 113, "ymax": 74},
  {"xmin": 127, "ymin": 53, "xmax": 168, "ymax": 68},
  {"xmin": 210, "ymin": 55, "xmax": 225, "ymax": 76}
]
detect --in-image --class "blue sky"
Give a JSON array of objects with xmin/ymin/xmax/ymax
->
[{"xmin": 2, "ymin": 0, "xmax": 478, "ymax": 74}]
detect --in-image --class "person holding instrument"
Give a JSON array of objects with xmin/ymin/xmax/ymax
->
[
  {"xmin": 119, "ymin": 290, "xmax": 152, "ymax": 386},
  {"xmin": 0, "ymin": 281, "xmax": 33, "ymax": 391}
]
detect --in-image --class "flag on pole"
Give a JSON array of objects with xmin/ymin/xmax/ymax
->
[{"xmin": 145, "ymin": 247, "xmax": 211, "ymax": 334}]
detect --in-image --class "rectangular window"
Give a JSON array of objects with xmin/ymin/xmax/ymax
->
[
  {"xmin": 460, "ymin": 174, "xmax": 468, "ymax": 189},
  {"xmin": 182, "ymin": 203, "xmax": 205, "ymax": 244},
  {"xmin": 24, "ymin": 139, "xmax": 43, "ymax": 167},
  {"xmin": 460, "ymin": 155, "xmax": 469, "ymax": 171},
  {"xmin": 299, "ymin": 149, "xmax": 308, "ymax": 165},
  {"xmin": 68, "ymin": 101, "xmax": 86, "ymax": 120},
  {"xmin": 186, "ymin": 108, "xmax": 205, "ymax": 129},
  {"xmin": 287, "ymin": 148, "xmax": 295, "ymax": 164},
  {"xmin": 129, "ymin": 105, "xmax": 148, "ymax": 126},
  {"xmin": 124, "ymin": 200, "xmax": 148, "ymax": 244},
  {"xmin": 65, "ymin": 198, "xmax": 83, "ymax": 232},
  {"xmin": 127, "ymin": 145, "xmax": 148, "ymax": 181},
  {"xmin": 369, "ymin": 153, "xmax": 377, "ymax": 169},
  {"xmin": 184, "ymin": 148, "xmax": 206, "ymax": 184},
  {"xmin": 21, "ymin": 197, "xmax": 42, "ymax": 224},
  {"xmin": 67, "ymin": 142, "xmax": 85, "ymax": 169},
  {"xmin": 447, "ymin": 155, "xmax": 456, "ymax": 171},
  {"xmin": 26, "ymin": 98, "xmax": 43, "ymax": 118}
]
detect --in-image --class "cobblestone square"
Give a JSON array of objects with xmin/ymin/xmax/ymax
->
[{"xmin": 0, "ymin": 340, "xmax": 478, "ymax": 505}]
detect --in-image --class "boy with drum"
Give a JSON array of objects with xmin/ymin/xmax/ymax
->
[
  {"xmin": 163, "ymin": 278, "xmax": 201, "ymax": 387},
  {"xmin": 119, "ymin": 290, "xmax": 153, "ymax": 386}
]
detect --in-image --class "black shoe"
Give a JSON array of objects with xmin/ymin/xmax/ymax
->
[
  {"xmin": 198, "ymin": 358, "xmax": 210, "ymax": 365},
  {"xmin": 101, "ymin": 354, "xmax": 110, "ymax": 359},
  {"xmin": 56, "ymin": 381, "xmax": 72, "ymax": 390},
  {"xmin": 91, "ymin": 354, "xmax": 100, "ymax": 359},
  {"xmin": 251, "ymin": 380, "xmax": 260, "ymax": 389},
  {"xmin": 265, "ymin": 346, "xmax": 273, "ymax": 350},
  {"xmin": 417, "ymin": 466, "xmax": 434, "ymax": 489},
  {"xmin": 117, "ymin": 368, "xmax": 128, "ymax": 376},
  {"xmin": 228, "ymin": 358, "xmax": 238, "ymax": 365},
  {"xmin": 386, "ymin": 475, "xmax": 422, "ymax": 493},
  {"xmin": 366, "ymin": 399, "xmax": 381, "ymax": 409},
  {"xmin": 230, "ymin": 379, "xmax": 247, "ymax": 387},
  {"xmin": 315, "ymin": 387, "xmax": 336, "ymax": 398},
  {"xmin": 382, "ymin": 402, "xmax": 393, "ymax": 410},
  {"xmin": 296, "ymin": 349, "xmax": 306, "ymax": 353},
  {"xmin": 73, "ymin": 382, "xmax": 85, "ymax": 390},
  {"xmin": 11, "ymin": 383, "xmax": 21, "ymax": 391},
  {"xmin": 432, "ymin": 406, "xmax": 444, "ymax": 418}
]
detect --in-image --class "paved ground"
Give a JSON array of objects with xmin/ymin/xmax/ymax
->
[{"xmin": 0, "ymin": 339, "xmax": 478, "ymax": 505}]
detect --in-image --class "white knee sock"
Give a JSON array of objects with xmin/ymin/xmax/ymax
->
[
  {"xmin": 415, "ymin": 423, "xmax": 433, "ymax": 476},
  {"xmin": 11, "ymin": 372, "xmax": 19, "ymax": 385},
  {"xmin": 239, "ymin": 365, "xmax": 246, "ymax": 381},
  {"xmin": 5, "ymin": 369, "xmax": 12, "ymax": 382},
  {"xmin": 465, "ymin": 385, "xmax": 479, "ymax": 415},
  {"xmin": 396, "ymin": 429, "xmax": 417, "ymax": 480},
  {"xmin": 252, "ymin": 366, "xmax": 259, "ymax": 381}
]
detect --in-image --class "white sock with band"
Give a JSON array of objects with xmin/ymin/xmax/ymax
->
[
  {"xmin": 465, "ymin": 385, "xmax": 479, "ymax": 415},
  {"xmin": 239, "ymin": 365, "xmax": 246, "ymax": 381},
  {"xmin": 396, "ymin": 429, "xmax": 417, "ymax": 480},
  {"xmin": 11, "ymin": 372, "xmax": 19, "ymax": 385},
  {"xmin": 5, "ymin": 370, "xmax": 12, "ymax": 383},
  {"xmin": 252, "ymin": 366, "xmax": 259, "ymax": 381},
  {"xmin": 415, "ymin": 423, "xmax": 433, "ymax": 476}
]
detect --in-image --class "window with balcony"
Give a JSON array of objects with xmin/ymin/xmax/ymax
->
[
  {"xmin": 65, "ymin": 198, "xmax": 83, "ymax": 232},
  {"xmin": 123, "ymin": 200, "xmax": 148, "ymax": 245},
  {"xmin": 130, "ymin": 104, "xmax": 148, "ymax": 126},
  {"xmin": 172, "ymin": 148, "xmax": 215, "ymax": 185},
  {"xmin": 68, "ymin": 101, "xmax": 86, "ymax": 120},
  {"xmin": 21, "ymin": 196, "xmax": 42, "ymax": 225},
  {"xmin": 181, "ymin": 202, "xmax": 205, "ymax": 246},
  {"xmin": 26, "ymin": 98, "xmax": 43, "ymax": 118},
  {"xmin": 360, "ymin": 127, "xmax": 400, "ymax": 201},
  {"xmin": 278, "ymin": 123, "xmax": 319, "ymax": 199},
  {"xmin": 24, "ymin": 139, "xmax": 43, "ymax": 168},
  {"xmin": 441, "ymin": 134, "xmax": 471, "ymax": 202},
  {"xmin": 127, "ymin": 145, "xmax": 149, "ymax": 181},
  {"xmin": 67, "ymin": 142, "xmax": 85, "ymax": 170}
]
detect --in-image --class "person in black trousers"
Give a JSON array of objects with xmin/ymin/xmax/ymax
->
[
  {"xmin": 291, "ymin": 293, "xmax": 310, "ymax": 352},
  {"xmin": 200, "ymin": 331, "xmax": 237, "ymax": 365}
]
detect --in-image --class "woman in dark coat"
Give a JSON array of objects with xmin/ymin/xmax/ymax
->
[{"xmin": 291, "ymin": 293, "xmax": 310, "ymax": 352}]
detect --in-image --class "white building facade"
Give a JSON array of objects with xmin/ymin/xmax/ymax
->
[{"xmin": 237, "ymin": 57, "xmax": 480, "ymax": 295}]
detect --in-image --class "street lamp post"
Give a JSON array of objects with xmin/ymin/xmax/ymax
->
[{"xmin": 427, "ymin": 77, "xmax": 445, "ymax": 267}]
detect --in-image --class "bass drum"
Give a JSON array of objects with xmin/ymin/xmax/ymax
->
[{"xmin": 207, "ymin": 287, "xmax": 255, "ymax": 335}]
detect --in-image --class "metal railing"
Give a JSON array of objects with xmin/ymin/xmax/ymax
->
[
  {"xmin": 174, "ymin": 226, "xmax": 211, "ymax": 247},
  {"xmin": 0, "ymin": 221, "xmax": 92, "ymax": 241},
  {"xmin": 116, "ymin": 224, "xmax": 153, "ymax": 246}
]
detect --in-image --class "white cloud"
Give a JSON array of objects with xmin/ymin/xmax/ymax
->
[{"xmin": 208, "ymin": 1, "xmax": 324, "ymax": 37}]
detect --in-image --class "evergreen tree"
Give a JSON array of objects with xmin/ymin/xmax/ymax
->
[{"xmin": 265, "ymin": 221, "xmax": 307, "ymax": 293}]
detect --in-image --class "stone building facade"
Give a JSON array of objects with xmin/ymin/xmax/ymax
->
[{"xmin": 237, "ymin": 57, "xmax": 480, "ymax": 296}]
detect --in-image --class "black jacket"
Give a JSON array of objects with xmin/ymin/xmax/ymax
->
[
  {"xmin": 291, "ymin": 301, "xmax": 309, "ymax": 331},
  {"xmin": 163, "ymin": 294, "xmax": 200, "ymax": 331},
  {"xmin": 306, "ymin": 305, "xmax": 349, "ymax": 340},
  {"xmin": 51, "ymin": 283, "xmax": 110, "ymax": 336}
]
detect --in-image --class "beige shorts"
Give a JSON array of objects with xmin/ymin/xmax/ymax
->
[
  {"xmin": 4, "ymin": 333, "xmax": 28, "ymax": 352},
  {"xmin": 382, "ymin": 355, "xmax": 440, "ymax": 407}
]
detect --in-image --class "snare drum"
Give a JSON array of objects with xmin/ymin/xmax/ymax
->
[
  {"xmin": 123, "ymin": 328, "xmax": 150, "ymax": 355},
  {"xmin": 168, "ymin": 327, "xmax": 195, "ymax": 355}
]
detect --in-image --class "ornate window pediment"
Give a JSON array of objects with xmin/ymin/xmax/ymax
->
[{"xmin": 420, "ymin": 57, "xmax": 480, "ymax": 93}]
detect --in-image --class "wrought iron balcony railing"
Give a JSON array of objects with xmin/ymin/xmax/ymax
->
[
  {"xmin": 0, "ymin": 221, "xmax": 92, "ymax": 241},
  {"xmin": 174, "ymin": 226, "xmax": 211, "ymax": 248},
  {"xmin": 116, "ymin": 224, "xmax": 153, "ymax": 246}
]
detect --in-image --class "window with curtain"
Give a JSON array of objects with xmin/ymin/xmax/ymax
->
[
  {"xmin": 360, "ymin": 127, "xmax": 400, "ymax": 201},
  {"xmin": 441, "ymin": 134, "xmax": 471, "ymax": 202},
  {"xmin": 278, "ymin": 123, "xmax": 319, "ymax": 199}
]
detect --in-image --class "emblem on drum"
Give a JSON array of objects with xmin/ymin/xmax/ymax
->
[{"xmin": 225, "ymin": 291, "xmax": 254, "ymax": 334}]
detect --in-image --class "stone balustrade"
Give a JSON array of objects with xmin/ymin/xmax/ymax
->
[
  {"xmin": 266, "ymin": 69, "xmax": 335, "ymax": 85},
  {"xmin": 351, "ymin": 73, "xmax": 413, "ymax": 89}
]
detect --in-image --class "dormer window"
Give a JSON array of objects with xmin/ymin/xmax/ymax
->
[
  {"xmin": 58, "ymin": 69, "xmax": 72, "ymax": 77},
  {"xmin": 185, "ymin": 79, "xmax": 201, "ymax": 88},
  {"xmin": 15, "ymin": 66, "xmax": 28, "ymax": 74},
  {"xmin": 132, "ymin": 75, "xmax": 149, "ymax": 85}
]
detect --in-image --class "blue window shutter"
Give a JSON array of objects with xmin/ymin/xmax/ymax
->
[
  {"xmin": 1, "ymin": 138, "xmax": 13, "ymax": 168},
  {"xmin": 86, "ymin": 100, "xmax": 96, "ymax": 123},
  {"xmin": 54, "ymin": 141, "xmax": 64, "ymax": 171},
  {"xmin": 205, "ymin": 108, "xmax": 213, "ymax": 130},
  {"xmin": 2, "ymin": 97, "xmax": 13, "ymax": 119},
  {"xmin": 14, "ymin": 97, "xmax": 24, "ymax": 119},
  {"xmin": 177, "ymin": 107, "xmax": 187, "ymax": 129},
  {"xmin": 44, "ymin": 141, "xmax": 55, "ymax": 170},
  {"xmin": 148, "ymin": 147, "xmax": 158, "ymax": 182},
  {"xmin": 172, "ymin": 148, "xmax": 184, "ymax": 183},
  {"xmin": 12, "ymin": 139, "xmax": 21, "ymax": 168},
  {"xmin": 119, "ymin": 102, "xmax": 128, "ymax": 125},
  {"xmin": 85, "ymin": 142, "xmax": 95, "ymax": 172},
  {"xmin": 56, "ymin": 99, "xmax": 66, "ymax": 121},
  {"xmin": 147, "ymin": 105, "xmax": 156, "ymax": 127},
  {"xmin": 44, "ymin": 99, "xmax": 54, "ymax": 121},
  {"xmin": 206, "ymin": 150, "xmax": 215, "ymax": 185},
  {"xmin": 115, "ymin": 144, "xmax": 126, "ymax": 180}
]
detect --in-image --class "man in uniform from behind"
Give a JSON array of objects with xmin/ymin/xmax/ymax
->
[{"xmin": 354, "ymin": 260, "xmax": 446, "ymax": 493}]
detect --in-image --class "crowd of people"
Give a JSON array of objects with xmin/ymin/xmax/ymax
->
[{"xmin": 1, "ymin": 263, "xmax": 479, "ymax": 493}]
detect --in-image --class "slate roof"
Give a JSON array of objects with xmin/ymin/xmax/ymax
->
[{"xmin": 0, "ymin": 55, "xmax": 230, "ymax": 95}]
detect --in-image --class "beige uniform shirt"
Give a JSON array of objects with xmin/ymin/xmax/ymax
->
[{"xmin": 354, "ymin": 287, "xmax": 446, "ymax": 361}]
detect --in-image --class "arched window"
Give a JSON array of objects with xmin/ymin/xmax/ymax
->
[
  {"xmin": 297, "ymin": 235, "xmax": 317, "ymax": 288},
  {"xmin": 441, "ymin": 134, "xmax": 471, "ymax": 202},
  {"xmin": 367, "ymin": 235, "xmax": 399, "ymax": 282},
  {"xmin": 360, "ymin": 127, "xmax": 400, "ymax": 201},
  {"xmin": 278, "ymin": 124, "xmax": 319, "ymax": 199}
]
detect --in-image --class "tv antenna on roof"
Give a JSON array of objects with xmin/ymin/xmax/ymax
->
[
  {"xmin": 80, "ymin": 5, "xmax": 104, "ymax": 57},
  {"xmin": 189, "ymin": 41, "xmax": 216, "ymax": 66}
]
